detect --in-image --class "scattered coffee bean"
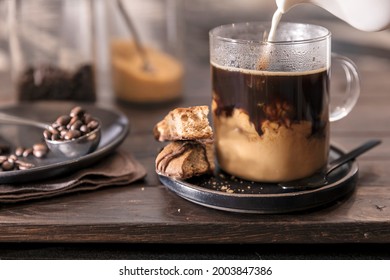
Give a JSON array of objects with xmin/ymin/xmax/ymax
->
[
  {"xmin": 32, "ymin": 143, "xmax": 48, "ymax": 158},
  {"xmin": 43, "ymin": 106, "xmax": 99, "ymax": 142},
  {"xmin": 0, "ymin": 155, "xmax": 35, "ymax": 171},
  {"xmin": 33, "ymin": 149, "xmax": 45, "ymax": 158},
  {"xmin": 16, "ymin": 159, "xmax": 35, "ymax": 170},
  {"xmin": 15, "ymin": 147, "xmax": 24, "ymax": 157},
  {"xmin": 9, "ymin": 154, "xmax": 18, "ymax": 161},
  {"xmin": 33, "ymin": 143, "xmax": 46, "ymax": 151},
  {"xmin": 0, "ymin": 142, "xmax": 48, "ymax": 171},
  {"xmin": 2, "ymin": 160, "xmax": 14, "ymax": 171},
  {"xmin": 22, "ymin": 148, "xmax": 33, "ymax": 157},
  {"xmin": 7, "ymin": 157, "xmax": 15, "ymax": 165}
]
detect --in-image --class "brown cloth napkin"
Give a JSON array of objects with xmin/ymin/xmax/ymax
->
[{"xmin": 0, "ymin": 151, "xmax": 146, "ymax": 203}]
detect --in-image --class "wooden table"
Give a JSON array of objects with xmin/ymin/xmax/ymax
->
[
  {"xmin": 0, "ymin": 25, "xmax": 389, "ymax": 251},
  {"xmin": 0, "ymin": 55, "xmax": 389, "ymax": 246}
]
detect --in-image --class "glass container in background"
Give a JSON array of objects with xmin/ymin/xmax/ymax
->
[
  {"xmin": 0, "ymin": 1, "xmax": 12, "ymax": 103},
  {"xmin": 106, "ymin": 0, "xmax": 184, "ymax": 105},
  {"xmin": 8, "ymin": 0, "xmax": 96, "ymax": 102}
]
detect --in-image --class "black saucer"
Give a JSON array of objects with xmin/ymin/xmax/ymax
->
[{"xmin": 158, "ymin": 145, "xmax": 358, "ymax": 213}]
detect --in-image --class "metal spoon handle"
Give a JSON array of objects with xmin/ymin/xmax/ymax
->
[
  {"xmin": 0, "ymin": 112, "xmax": 49, "ymax": 130},
  {"xmin": 116, "ymin": 0, "xmax": 151, "ymax": 71},
  {"xmin": 327, "ymin": 139, "xmax": 382, "ymax": 175}
]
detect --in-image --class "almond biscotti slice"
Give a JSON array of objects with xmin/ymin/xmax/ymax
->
[
  {"xmin": 155, "ymin": 140, "xmax": 214, "ymax": 179},
  {"xmin": 154, "ymin": 105, "xmax": 213, "ymax": 142}
]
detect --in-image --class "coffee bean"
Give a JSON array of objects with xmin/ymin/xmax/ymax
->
[
  {"xmin": 64, "ymin": 130, "xmax": 81, "ymax": 140},
  {"xmin": 51, "ymin": 122, "xmax": 60, "ymax": 129},
  {"xmin": 15, "ymin": 147, "xmax": 25, "ymax": 157},
  {"xmin": 67, "ymin": 116, "xmax": 79, "ymax": 129},
  {"xmin": 48, "ymin": 126, "xmax": 59, "ymax": 135},
  {"xmin": 70, "ymin": 106, "xmax": 85, "ymax": 118},
  {"xmin": 9, "ymin": 154, "xmax": 18, "ymax": 161},
  {"xmin": 33, "ymin": 149, "xmax": 45, "ymax": 158},
  {"xmin": 70, "ymin": 120, "xmax": 83, "ymax": 131},
  {"xmin": 60, "ymin": 130, "xmax": 68, "ymax": 138},
  {"xmin": 2, "ymin": 160, "xmax": 14, "ymax": 171},
  {"xmin": 57, "ymin": 125, "xmax": 66, "ymax": 132},
  {"xmin": 79, "ymin": 125, "xmax": 90, "ymax": 134},
  {"xmin": 55, "ymin": 115, "xmax": 71, "ymax": 126},
  {"xmin": 16, "ymin": 160, "xmax": 35, "ymax": 170},
  {"xmin": 33, "ymin": 143, "xmax": 48, "ymax": 152},
  {"xmin": 32, "ymin": 143, "xmax": 48, "ymax": 158},
  {"xmin": 87, "ymin": 120, "xmax": 99, "ymax": 130},
  {"xmin": 7, "ymin": 157, "xmax": 15, "ymax": 165},
  {"xmin": 22, "ymin": 148, "xmax": 33, "ymax": 157},
  {"xmin": 43, "ymin": 130, "xmax": 52, "ymax": 140},
  {"xmin": 51, "ymin": 134, "xmax": 60, "ymax": 141}
]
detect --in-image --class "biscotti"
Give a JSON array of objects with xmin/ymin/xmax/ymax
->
[
  {"xmin": 155, "ymin": 140, "xmax": 215, "ymax": 179},
  {"xmin": 154, "ymin": 105, "xmax": 213, "ymax": 142}
]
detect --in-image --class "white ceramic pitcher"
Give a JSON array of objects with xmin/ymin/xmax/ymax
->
[{"xmin": 276, "ymin": 0, "xmax": 390, "ymax": 32}]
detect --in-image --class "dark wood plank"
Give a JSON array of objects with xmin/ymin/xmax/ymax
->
[{"xmin": 0, "ymin": 182, "xmax": 389, "ymax": 243}]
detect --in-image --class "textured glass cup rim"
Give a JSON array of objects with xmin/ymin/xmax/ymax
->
[{"xmin": 209, "ymin": 22, "xmax": 331, "ymax": 45}]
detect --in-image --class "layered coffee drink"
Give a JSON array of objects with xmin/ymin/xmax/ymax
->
[{"xmin": 212, "ymin": 62, "xmax": 330, "ymax": 182}]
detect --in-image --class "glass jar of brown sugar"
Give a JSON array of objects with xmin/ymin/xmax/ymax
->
[{"xmin": 105, "ymin": 0, "xmax": 184, "ymax": 105}]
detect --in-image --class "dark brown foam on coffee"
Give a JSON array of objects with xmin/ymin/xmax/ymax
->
[{"xmin": 212, "ymin": 62, "xmax": 329, "ymax": 137}]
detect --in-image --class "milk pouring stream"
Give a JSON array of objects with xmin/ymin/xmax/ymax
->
[{"xmin": 274, "ymin": 0, "xmax": 390, "ymax": 34}]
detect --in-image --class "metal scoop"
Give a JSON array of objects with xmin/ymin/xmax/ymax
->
[
  {"xmin": 279, "ymin": 139, "xmax": 381, "ymax": 191},
  {"xmin": 0, "ymin": 112, "xmax": 101, "ymax": 158},
  {"xmin": 117, "ymin": 0, "xmax": 153, "ymax": 72}
]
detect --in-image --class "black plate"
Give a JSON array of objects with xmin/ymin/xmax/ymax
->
[
  {"xmin": 159, "ymin": 145, "xmax": 358, "ymax": 213},
  {"xmin": 0, "ymin": 102, "xmax": 129, "ymax": 183}
]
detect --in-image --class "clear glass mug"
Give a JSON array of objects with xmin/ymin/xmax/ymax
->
[{"xmin": 209, "ymin": 22, "xmax": 360, "ymax": 182}]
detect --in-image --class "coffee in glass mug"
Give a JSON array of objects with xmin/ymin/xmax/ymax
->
[{"xmin": 209, "ymin": 22, "xmax": 360, "ymax": 182}]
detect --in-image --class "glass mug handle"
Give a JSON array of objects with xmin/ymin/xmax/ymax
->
[{"xmin": 329, "ymin": 53, "xmax": 360, "ymax": 122}]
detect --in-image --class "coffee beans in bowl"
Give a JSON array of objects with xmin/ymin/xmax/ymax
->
[{"xmin": 43, "ymin": 106, "xmax": 101, "ymax": 158}]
